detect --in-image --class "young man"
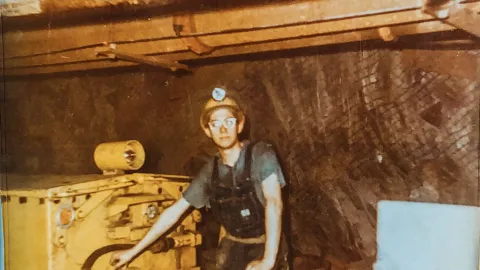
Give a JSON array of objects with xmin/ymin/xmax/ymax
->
[{"xmin": 111, "ymin": 88, "xmax": 289, "ymax": 270}]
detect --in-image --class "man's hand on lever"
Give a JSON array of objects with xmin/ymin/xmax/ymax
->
[
  {"xmin": 108, "ymin": 198, "xmax": 191, "ymax": 269},
  {"xmin": 110, "ymin": 248, "xmax": 137, "ymax": 269}
]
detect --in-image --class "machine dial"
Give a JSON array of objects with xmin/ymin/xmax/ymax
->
[{"xmin": 145, "ymin": 204, "xmax": 158, "ymax": 219}]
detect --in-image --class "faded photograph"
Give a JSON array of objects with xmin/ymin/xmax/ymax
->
[{"xmin": 0, "ymin": 1, "xmax": 479, "ymax": 270}]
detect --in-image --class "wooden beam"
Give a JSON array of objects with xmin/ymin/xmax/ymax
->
[
  {"xmin": 2, "ymin": 8, "xmax": 452, "ymax": 69},
  {"xmin": 2, "ymin": 21, "xmax": 456, "ymax": 76},
  {"xmin": 443, "ymin": 5, "xmax": 480, "ymax": 37},
  {"xmin": 3, "ymin": 0, "xmax": 436, "ymax": 58},
  {"xmin": 423, "ymin": 0, "xmax": 480, "ymax": 37},
  {"xmin": 2, "ymin": 0, "xmax": 478, "ymax": 76},
  {"xmin": 0, "ymin": 0, "xmax": 188, "ymax": 17},
  {"xmin": 39, "ymin": 0, "xmax": 173, "ymax": 12},
  {"xmin": 1, "ymin": 0, "xmax": 295, "ymax": 18}
]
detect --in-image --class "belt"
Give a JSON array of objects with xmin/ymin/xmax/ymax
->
[{"xmin": 225, "ymin": 233, "xmax": 266, "ymax": 244}]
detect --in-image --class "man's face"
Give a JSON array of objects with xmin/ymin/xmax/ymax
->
[{"xmin": 205, "ymin": 108, "xmax": 243, "ymax": 149}]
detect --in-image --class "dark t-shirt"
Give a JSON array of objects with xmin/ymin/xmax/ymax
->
[{"xmin": 182, "ymin": 140, "xmax": 286, "ymax": 209}]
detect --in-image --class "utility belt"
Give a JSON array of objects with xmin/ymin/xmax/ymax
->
[{"xmin": 225, "ymin": 233, "xmax": 266, "ymax": 244}]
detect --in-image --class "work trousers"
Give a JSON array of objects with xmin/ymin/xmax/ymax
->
[{"xmin": 215, "ymin": 235, "xmax": 290, "ymax": 270}]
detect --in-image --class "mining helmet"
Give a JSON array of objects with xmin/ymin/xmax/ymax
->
[{"xmin": 200, "ymin": 87, "xmax": 245, "ymax": 129}]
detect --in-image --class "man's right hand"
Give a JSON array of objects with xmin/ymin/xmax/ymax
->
[
  {"xmin": 110, "ymin": 248, "xmax": 137, "ymax": 269},
  {"xmin": 108, "ymin": 198, "xmax": 192, "ymax": 269}
]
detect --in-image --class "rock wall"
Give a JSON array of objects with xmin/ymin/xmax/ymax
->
[{"xmin": 3, "ymin": 45, "xmax": 479, "ymax": 262}]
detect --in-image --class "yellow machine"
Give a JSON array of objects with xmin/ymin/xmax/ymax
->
[{"xmin": 1, "ymin": 140, "xmax": 202, "ymax": 270}]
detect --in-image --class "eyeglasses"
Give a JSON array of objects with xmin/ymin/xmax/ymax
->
[{"xmin": 208, "ymin": 117, "xmax": 237, "ymax": 129}]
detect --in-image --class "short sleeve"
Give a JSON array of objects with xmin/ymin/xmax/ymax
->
[
  {"xmin": 252, "ymin": 142, "xmax": 287, "ymax": 188},
  {"xmin": 182, "ymin": 161, "xmax": 212, "ymax": 209}
]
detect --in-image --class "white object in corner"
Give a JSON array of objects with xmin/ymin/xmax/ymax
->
[{"xmin": 374, "ymin": 200, "xmax": 480, "ymax": 270}]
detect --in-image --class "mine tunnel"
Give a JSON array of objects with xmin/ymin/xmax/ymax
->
[{"xmin": 0, "ymin": 1, "xmax": 479, "ymax": 270}]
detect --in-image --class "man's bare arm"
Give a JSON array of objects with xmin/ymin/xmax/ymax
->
[
  {"xmin": 261, "ymin": 172, "xmax": 283, "ymax": 267},
  {"xmin": 111, "ymin": 197, "xmax": 191, "ymax": 268},
  {"xmin": 131, "ymin": 197, "xmax": 191, "ymax": 254}
]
